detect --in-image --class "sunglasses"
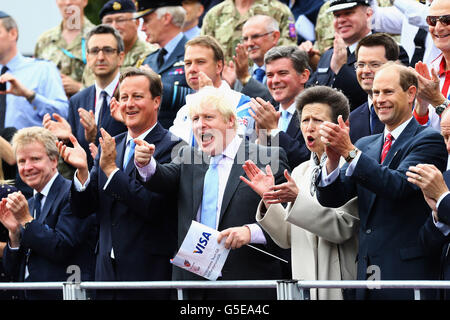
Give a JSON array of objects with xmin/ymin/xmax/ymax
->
[{"xmin": 426, "ymin": 14, "xmax": 450, "ymax": 27}]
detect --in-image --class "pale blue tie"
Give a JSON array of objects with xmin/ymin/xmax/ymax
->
[
  {"xmin": 200, "ymin": 155, "xmax": 221, "ymax": 229},
  {"xmin": 123, "ymin": 139, "xmax": 135, "ymax": 170},
  {"xmin": 280, "ymin": 109, "xmax": 290, "ymax": 132}
]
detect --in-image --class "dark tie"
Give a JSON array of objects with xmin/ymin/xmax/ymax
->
[
  {"xmin": 157, "ymin": 48, "xmax": 167, "ymax": 69},
  {"xmin": 254, "ymin": 68, "xmax": 265, "ymax": 83},
  {"xmin": 381, "ymin": 133, "xmax": 393, "ymax": 163},
  {"xmin": 369, "ymin": 104, "xmax": 378, "ymax": 134},
  {"xmin": 98, "ymin": 90, "xmax": 108, "ymax": 128},
  {"xmin": 0, "ymin": 65, "xmax": 8, "ymax": 129},
  {"xmin": 34, "ymin": 192, "xmax": 43, "ymax": 220},
  {"xmin": 123, "ymin": 139, "xmax": 136, "ymax": 170},
  {"xmin": 410, "ymin": 28, "xmax": 427, "ymax": 67}
]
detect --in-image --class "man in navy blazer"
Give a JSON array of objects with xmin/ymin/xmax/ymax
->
[
  {"xmin": 138, "ymin": 1, "xmax": 193, "ymax": 129},
  {"xmin": 43, "ymin": 25, "xmax": 127, "ymax": 170},
  {"xmin": 407, "ymin": 107, "xmax": 450, "ymax": 298},
  {"xmin": 59, "ymin": 67, "xmax": 182, "ymax": 300},
  {"xmin": 0, "ymin": 127, "xmax": 96, "ymax": 300},
  {"xmin": 349, "ymin": 33, "xmax": 402, "ymax": 144},
  {"xmin": 249, "ymin": 46, "xmax": 311, "ymax": 170},
  {"xmin": 317, "ymin": 63, "xmax": 448, "ymax": 300}
]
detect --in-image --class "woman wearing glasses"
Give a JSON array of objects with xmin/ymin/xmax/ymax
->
[{"xmin": 241, "ymin": 86, "xmax": 359, "ymax": 300}]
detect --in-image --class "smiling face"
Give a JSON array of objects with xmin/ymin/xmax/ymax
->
[
  {"xmin": 300, "ymin": 103, "xmax": 333, "ymax": 157},
  {"xmin": 242, "ymin": 19, "xmax": 279, "ymax": 67},
  {"xmin": 266, "ymin": 57, "xmax": 307, "ymax": 107},
  {"xmin": 119, "ymin": 75, "xmax": 160, "ymax": 137},
  {"xmin": 428, "ymin": 0, "xmax": 450, "ymax": 53},
  {"xmin": 333, "ymin": 5, "xmax": 372, "ymax": 45},
  {"xmin": 372, "ymin": 67, "xmax": 416, "ymax": 132},
  {"xmin": 356, "ymin": 45, "xmax": 388, "ymax": 94},
  {"xmin": 16, "ymin": 141, "xmax": 58, "ymax": 193},
  {"xmin": 191, "ymin": 104, "xmax": 236, "ymax": 156}
]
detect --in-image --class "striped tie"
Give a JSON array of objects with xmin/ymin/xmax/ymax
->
[{"xmin": 380, "ymin": 133, "xmax": 393, "ymax": 163}]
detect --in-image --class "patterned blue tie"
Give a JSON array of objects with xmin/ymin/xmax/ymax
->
[
  {"xmin": 200, "ymin": 155, "xmax": 221, "ymax": 229},
  {"xmin": 123, "ymin": 139, "xmax": 135, "ymax": 170},
  {"xmin": 254, "ymin": 68, "xmax": 265, "ymax": 83},
  {"xmin": 280, "ymin": 109, "xmax": 290, "ymax": 132}
]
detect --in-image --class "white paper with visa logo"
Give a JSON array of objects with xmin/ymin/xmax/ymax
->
[{"xmin": 171, "ymin": 221, "xmax": 230, "ymax": 281}]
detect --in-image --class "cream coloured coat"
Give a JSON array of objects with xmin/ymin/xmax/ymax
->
[{"xmin": 256, "ymin": 159, "xmax": 359, "ymax": 300}]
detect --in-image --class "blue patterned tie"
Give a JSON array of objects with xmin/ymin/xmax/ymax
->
[
  {"xmin": 123, "ymin": 139, "xmax": 136, "ymax": 170},
  {"xmin": 280, "ymin": 109, "xmax": 290, "ymax": 132},
  {"xmin": 34, "ymin": 192, "xmax": 43, "ymax": 220},
  {"xmin": 200, "ymin": 155, "xmax": 221, "ymax": 229},
  {"xmin": 254, "ymin": 68, "xmax": 265, "ymax": 83}
]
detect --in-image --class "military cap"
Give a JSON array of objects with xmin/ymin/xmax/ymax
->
[
  {"xmin": 134, "ymin": 0, "xmax": 183, "ymax": 19},
  {"xmin": 0, "ymin": 11, "xmax": 10, "ymax": 19},
  {"xmin": 99, "ymin": 0, "xmax": 137, "ymax": 20},
  {"xmin": 327, "ymin": 0, "xmax": 370, "ymax": 13}
]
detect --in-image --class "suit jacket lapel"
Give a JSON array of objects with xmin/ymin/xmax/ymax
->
[
  {"xmin": 286, "ymin": 111, "xmax": 300, "ymax": 138},
  {"xmin": 37, "ymin": 175, "xmax": 62, "ymax": 223},
  {"xmin": 218, "ymin": 141, "xmax": 247, "ymax": 223},
  {"xmin": 116, "ymin": 134, "xmax": 127, "ymax": 172},
  {"xmin": 383, "ymin": 119, "xmax": 419, "ymax": 166},
  {"xmin": 159, "ymin": 36, "xmax": 187, "ymax": 74}
]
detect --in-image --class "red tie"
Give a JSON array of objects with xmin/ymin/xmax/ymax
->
[{"xmin": 381, "ymin": 133, "xmax": 393, "ymax": 163}]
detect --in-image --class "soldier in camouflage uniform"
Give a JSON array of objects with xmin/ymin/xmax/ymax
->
[
  {"xmin": 314, "ymin": 0, "xmax": 399, "ymax": 54},
  {"xmin": 34, "ymin": 0, "xmax": 94, "ymax": 97},
  {"xmin": 200, "ymin": 0, "xmax": 297, "ymax": 62},
  {"xmin": 82, "ymin": 0, "xmax": 157, "ymax": 86}
]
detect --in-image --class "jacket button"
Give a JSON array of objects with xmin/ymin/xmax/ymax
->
[{"xmin": 366, "ymin": 229, "xmax": 372, "ymax": 234}]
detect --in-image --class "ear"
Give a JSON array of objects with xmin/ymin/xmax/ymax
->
[
  {"xmin": 408, "ymin": 85, "xmax": 418, "ymax": 104},
  {"xmin": 216, "ymin": 59, "xmax": 224, "ymax": 76},
  {"xmin": 153, "ymin": 95, "xmax": 161, "ymax": 110},
  {"xmin": 272, "ymin": 30, "xmax": 281, "ymax": 45},
  {"xmin": 118, "ymin": 51, "xmax": 125, "ymax": 67}
]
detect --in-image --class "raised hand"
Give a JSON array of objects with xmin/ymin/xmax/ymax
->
[
  {"xmin": 60, "ymin": 73, "xmax": 83, "ymax": 96},
  {"xmin": 109, "ymin": 97, "xmax": 124, "ymax": 123},
  {"xmin": 98, "ymin": 128, "xmax": 117, "ymax": 177},
  {"xmin": 57, "ymin": 134, "xmax": 88, "ymax": 183},
  {"xmin": 5, "ymin": 191, "xmax": 32, "ymax": 226},
  {"xmin": 414, "ymin": 62, "xmax": 446, "ymax": 107},
  {"xmin": 240, "ymin": 160, "xmax": 275, "ymax": 198},
  {"xmin": 248, "ymin": 97, "xmax": 279, "ymax": 131},
  {"xmin": 78, "ymin": 108, "xmax": 97, "ymax": 143},
  {"xmin": 89, "ymin": 142, "xmax": 98, "ymax": 160},
  {"xmin": 134, "ymin": 139, "xmax": 155, "ymax": 168},
  {"xmin": 0, "ymin": 199, "xmax": 20, "ymax": 247},
  {"xmin": 263, "ymin": 169, "xmax": 299, "ymax": 204},
  {"xmin": 330, "ymin": 33, "xmax": 347, "ymax": 74},
  {"xmin": 43, "ymin": 113, "xmax": 71, "ymax": 141}
]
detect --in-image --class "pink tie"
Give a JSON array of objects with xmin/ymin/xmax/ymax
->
[{"xmin": 381, "ymin": 133, "xmax": 393, "ymax": 163}]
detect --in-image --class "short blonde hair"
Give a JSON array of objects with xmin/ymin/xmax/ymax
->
[
  {"xmin": 188, "ymin": 86, "xmax": 238, "ymax": 130},
  {"xmin": 12, "ymin": 127, "xmax": 59, "ymax": 161}
]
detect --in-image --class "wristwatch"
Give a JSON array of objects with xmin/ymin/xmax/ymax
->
[
  {"xmin": 345, "ymin": 148, "xmax": 358, "ymax": 163},
  {"xmin": 435, "ymin": 99, "xmax": 450, "ymax": 116}
]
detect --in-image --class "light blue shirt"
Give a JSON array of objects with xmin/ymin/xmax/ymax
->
[
  {"xmin": 1, "ymin": 53, "xmax": 68, "ymax": 129},
  {"xmin": 183, "ymin": 26, "xmax": 200, "ymax": 40},
  {"xmin": 162, "ymin": 32, "xmax": 185, "ymax": 64}
]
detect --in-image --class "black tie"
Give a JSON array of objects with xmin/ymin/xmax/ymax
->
[
  {"xmin": 98, "ymin": 90, "xmax": 108, "ymax": 128},
  {"xmin": 0, "ymin": 65, "xmax": 8, "ymax": 129},
  {"xmin": 410, "ymin": 28, "xmax": 427, "ymax": 67},
  {"xmin": 157, "ymin": 48, "xmax": 167, "ymax": 69},
  {"xmin": 34, "ymin": 192, "xmax": 43, "ymax": 220}
]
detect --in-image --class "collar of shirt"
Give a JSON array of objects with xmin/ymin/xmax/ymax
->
[
  {"xmin": 367, "ymin": 96, "xmax": 373, "ymax": 111},
  {"xmin": 220, "ymin": 134, "xmax": 243, "ymax": 163},
  {"xmin": 95, "ymin": 71, "xmax": 120, "ymax": 101},
  {"xmin": 162, "ymin": 32, "xmax": 184, "ymax": 62},
  {"xmin": 383, "ymin": 116, "xmax": 413, "ymax": 142},
  {"xmin": 348, "ymin": 32, "xmax": 371, "ymax": 54},
  {"xmin": 2, "ymin": 52, "xmax": 25, "ymax": 72},
  {"xmin": 125, "ymin": 122, "xmax": 157, "ymax": 146},
  {"xmin": 438, "ymin": 56, "xmax": 450, "ymax": 78},
  {"xmin": 251, "ymin": 63, "xmax": 266, "ymax": 73},
  {"xmin": 33, "ymin": 171, "xmax": 59, "ymax": 208}
]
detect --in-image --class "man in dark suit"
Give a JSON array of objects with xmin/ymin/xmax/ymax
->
[
  {"xmin": 134, "ymin": 86, "xmax": 290, "ymax": 300},
  {"xmin": 349, "ymin": 33, "xmax": 400, "ymax": 144},
  {"xmin": 137, "ymin": 0, "xmax": 193, "ymax": 129},
  {"xmin": 407, "ymin": 107, "xmax": 450, "ymax": 298},
  {"xmin": 249, "ymin": 46, "xmax": 311, "ymax": 170},
  {"xmin": 316, "ymin": 63, "xmax": 448, "ymax": 300},
  {"xmin": 58, "ymin": 67, "xmax": 181, "ymax": 300},
  {"xmin": 0, "ymin": 127, "xmax": 96, "ymax": 300},
  {"xmin": 43, "ymin": 24, "xmax": 127, "ymax": 170}
]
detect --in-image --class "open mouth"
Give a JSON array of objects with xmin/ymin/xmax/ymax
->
[
  {"xmin": 433, "ymin": 33, "xmax": 450, "ymax": 39},
  {"xmin": 201, "ymin": 133, "xmax": 214, "ymax": 143}
]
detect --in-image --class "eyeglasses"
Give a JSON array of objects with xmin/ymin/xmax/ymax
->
[
  {"xmin": 87, "ymin": 46, "xmax": 118, "ymax": 56},
  {"xmin": 426, "ymin": 14, "xmax": 450, "ymax": 27},
  {"xmin": 242, "ymin": 31, "xmax": 273, "ymax": 42},
  {"xmin": 102, "ymin": 17, "xmax": 135, "ymax": 25},
  {"xmin": 354, "ymin": 61, "xmax": 384, "ymax": 70}
]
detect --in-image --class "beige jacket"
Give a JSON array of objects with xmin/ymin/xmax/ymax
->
[{"xmin": 256, "ymin": 159, "xmax": 359, "ymax": 300}]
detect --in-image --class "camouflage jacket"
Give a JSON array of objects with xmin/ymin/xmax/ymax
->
[
  {"xmin": 201, "ymin": 0, "xmax": 297, "ymax": 62},
  {"xmin": 34, "ymin": 17, "xmax": 95, "ymax": 83},
  {"xmin": 82, "ymin": 37, "xmax": 157, "ymax": 87}
]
